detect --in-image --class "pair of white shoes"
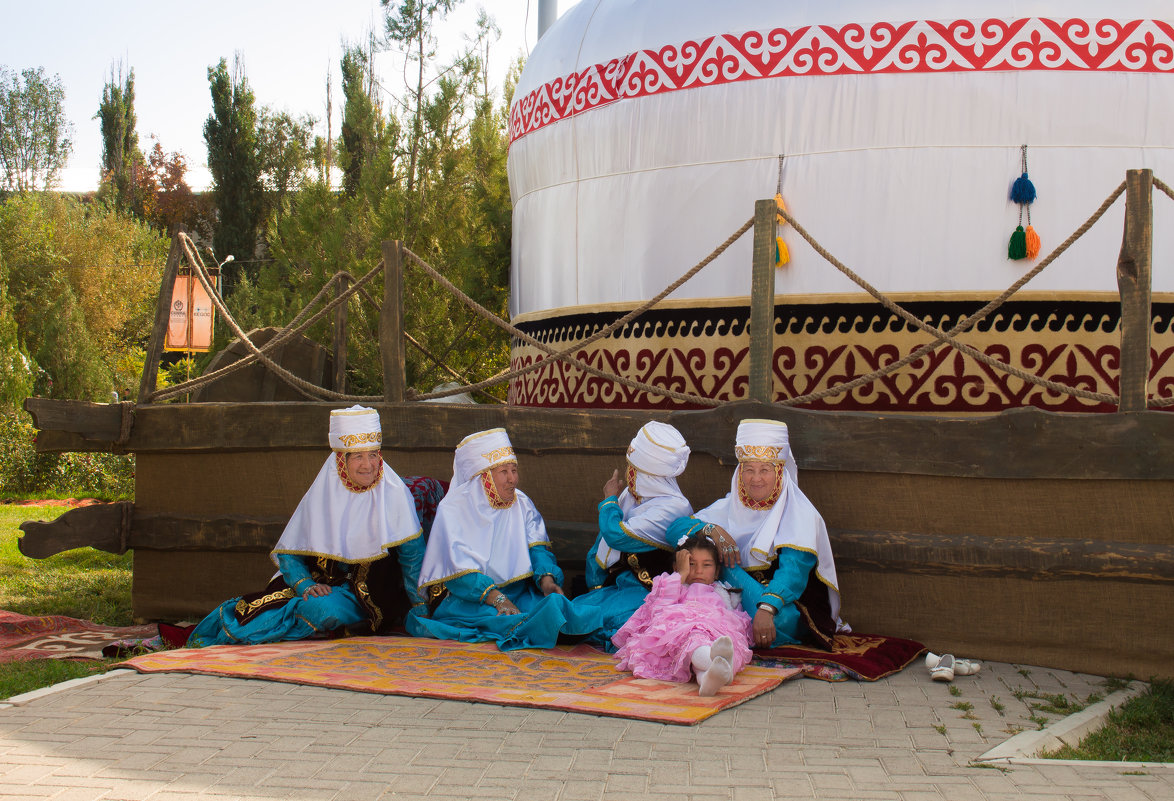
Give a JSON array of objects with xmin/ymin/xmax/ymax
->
[
  {"xmin": 925, "ymin": 651, "xmax": 982, "ymax": 682},
  {"xmin": 692, "ymin": 636, "xmax": 735, "ymax": 696}
]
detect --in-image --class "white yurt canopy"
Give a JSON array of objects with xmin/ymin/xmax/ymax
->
[{"xmin": 508, "ymin": 0, "xmax": 1174, "ymax": 319}]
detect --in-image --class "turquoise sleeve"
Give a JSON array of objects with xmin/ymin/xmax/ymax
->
[
  {"xmin": 275, "ymin": 554, "xmax": 316, "ymax": 596},
  {"xmin": 530, "ymin": 543, "xmax": 564, "ymax": 586}
]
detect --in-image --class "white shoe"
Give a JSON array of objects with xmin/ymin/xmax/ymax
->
[
  {"xmin": 930, "ymin": 653, "xmax": 955, "ymax": 682},
  {"xmin": 954, "ymin": 658, "xmax": 982, "ymax": 676},
  {"xmin": 711, "ymin": 635, "xmax": 734, "ymax": 663},
  {"xmin": 698, "ymin": 656, "xmax": 733, "ymax": 697},
  {"xmin": 927, "ymin": 652, "xmax": 981, "ymax": 676}
]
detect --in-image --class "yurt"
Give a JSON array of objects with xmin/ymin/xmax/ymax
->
[{"xmin": 506, "ymin": 0, "xmax": 1174, "ymax": 412}]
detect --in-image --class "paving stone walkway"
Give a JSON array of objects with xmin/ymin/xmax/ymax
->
[{"xmin": 0, "ymin": 659, "xmax": 1169, "ymax": 800}]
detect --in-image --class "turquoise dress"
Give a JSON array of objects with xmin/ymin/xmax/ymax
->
[
  {"xmin": 406, "ymin": 543, "xmax": 602, "ymax": 650},
  {"xmin": 666, "ymin": 516, "xmax": 817, "ymax": 648},
  {"xmin": 571, "ymin": 496, "xmax": 678, "ymax": 651},
  {"xmin": 188, "ymin": 539, "xmax": 427, "ymax": 647}
]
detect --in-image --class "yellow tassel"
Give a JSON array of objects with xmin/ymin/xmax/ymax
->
[
  {"xmin": 774, "ymin": 192, "xmax": 788, "ymax": 226},
  {"xmin": 1025, "ymin": 225, "xmax": 1041, "ymax": 259},
  {"xmin": 776, "ymin": 236, "xmax": 790, "ymax": 266}
]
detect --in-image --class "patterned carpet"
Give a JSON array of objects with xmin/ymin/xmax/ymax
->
[
  {"xmin": 0, "ymin": 611, "xmax": 157, "ymax": 662},
  {"xmin": 124, "ymin": 636, "xmax": 800, "ymax": 725}
]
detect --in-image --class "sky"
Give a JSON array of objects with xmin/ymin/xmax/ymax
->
[{"xmin": 1, "ymin": 0, "xmax": 557, "ymax": 192}]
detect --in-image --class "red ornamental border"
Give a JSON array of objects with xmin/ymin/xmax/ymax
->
[{"xmin": 509, "ymin": 18, "xmax": 1174, "ymax": 143}]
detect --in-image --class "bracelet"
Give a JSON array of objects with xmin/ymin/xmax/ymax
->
[
  {"xmin": 491, "ymin": 594, "xmax": 509, "ymax": 607},
  {"xmin": 756, "ymin": 603, "xmax": 777, "ymax": 615},
  {"xmin": 702, "ymin": 522, "xmax": 714, "ymax": 538}
]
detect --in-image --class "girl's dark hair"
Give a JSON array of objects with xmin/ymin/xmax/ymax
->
[{"xmin": 676, "ymin": 533, "xmax": 720, "ymax": 562}]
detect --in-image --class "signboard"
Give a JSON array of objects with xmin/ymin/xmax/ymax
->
[{"xmin": 164, "ymin": 268, "xmax": 219, "ymax": 352}]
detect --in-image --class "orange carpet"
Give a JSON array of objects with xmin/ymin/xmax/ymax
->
[{"xmin": 123, "ymin": 636, "xmax": 800, "ymax": 725}]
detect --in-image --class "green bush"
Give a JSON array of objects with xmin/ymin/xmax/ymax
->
[{"xmin": 0, "ymin": 405, "xmax": 133, "ymax": 500}]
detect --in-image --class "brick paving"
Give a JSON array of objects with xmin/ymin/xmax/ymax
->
[{"xmin": 0, "ymin": 659, "xmax": 1169, "ymax": 800}]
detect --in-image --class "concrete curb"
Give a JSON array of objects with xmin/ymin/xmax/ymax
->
[
  {"xmin": 0, "ymin": 668, "xmax": 135, "ymax": 708},
  {"xmin": 975, "ymin": 681, "xmax": 1173, "ymax": 769}
]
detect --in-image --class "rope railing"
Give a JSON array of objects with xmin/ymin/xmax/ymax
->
[
  {"xmin": 404, "ymin": 216, "xmax": 756, "ymax": 404},
  {"xmin": 150, "ymin": 234, "xmax": 384, "ymax": 403},
  {"xmin": 772, "ymin": 181, "xmax": 1128, "ymax": 407},
  {"xmin": 148, "ymin": 173, "xmax": 1172, "ymax": 412}
]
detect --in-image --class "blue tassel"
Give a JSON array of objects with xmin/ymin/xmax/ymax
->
[{"xmin": 1010, "ymin": 173, "xmax": 1036, "ymax": 205}]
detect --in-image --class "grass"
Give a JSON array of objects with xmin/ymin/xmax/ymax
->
[
  {"xmin": 0, "ymin": 505, "xmax": 133, "ymax": 625},
  {"xmin": 0, "ymin": 504, "xmax": 134, "ymax": 700},
  {"xmin": 1044, "ymin": 680, "xmax": 1174, "ymax": 763}
]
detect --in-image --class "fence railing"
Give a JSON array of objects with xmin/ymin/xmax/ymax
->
[{"xmin": 138, "ymin": 169, "xmax": 1170, "ymax": 413}]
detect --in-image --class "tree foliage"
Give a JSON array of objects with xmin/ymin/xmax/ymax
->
[
  {"xmin": 96, "ymin": 65, "xmax": 143, "ymax": 214},
  {"xmin": 0, "ymin": 193, "xmax": 168, "ymax": 401},
  {"xmin": 204, "ymin": 56, "xmax": 262, "ymax": 287},
  {"xmin": 249, "ymin": 0, "xmax": 512, "ymax": 398},
  {"xmin": 257, "ymin": 107, "xmax": 316, "ymax": 223},
  {"xmin": 0, "ymin": 66, "xmax": 73, "ymax": 193}
]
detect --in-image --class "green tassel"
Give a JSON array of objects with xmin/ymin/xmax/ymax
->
[{"xmin": 1008, "ymin": 226, "xmax": 1027, "ymax": 260}]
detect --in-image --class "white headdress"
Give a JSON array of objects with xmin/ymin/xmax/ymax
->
[
  {"xmin": 695, "ymin": 418, "xmax": 843, "ymax": 624},
  {"xmin": 328, "ymin": 404, "xmax": 383, "ymax": 452},
  {"xmin": 272, "ymin": 406, "xmax": 421, "ymax": 564},
  {"xmin": 594, "ymin": 422, "xmax": 693, "ymax": 569},
  {"xmin": 419, "ymin": 428, "xmax": 548, "ymax": 589}
]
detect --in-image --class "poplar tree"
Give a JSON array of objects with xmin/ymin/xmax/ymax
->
[
  {"xmin": 204, "ymin": 56, "xmax": 261, "ymax": 288},
  {"xmin": 96, "ymin": 65, "xmax": 142, "ymax": 213}
]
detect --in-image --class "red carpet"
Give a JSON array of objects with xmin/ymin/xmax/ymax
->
[
  {"xmin": 753, "ymin": 632, "xmax": 926, "ymax": 681},
  {"xmin": 0, "ymin": 610, "xmax": 157, "ymax": 662},
  {"xmin": 124, "ymin": 635, "xmax": 801, "ymax": 725}
]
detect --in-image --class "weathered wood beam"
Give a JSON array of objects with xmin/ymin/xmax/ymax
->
[
  {"xmin": 19, "ymin": 505, "xmax": 1174, "ymax": 587},
  {"xmin": 832, "ymin": 528, "xmax": 1174, "ymax": 585},
  {"xmin": 333, "ymin": 275, "xmax": 349, "ymax": 393},
  {"xmin": 381, "ymin": 240, "xmax": 406, "ymax": 403},
  {"xmin": 138, "ymin": 228, "xmax": 187, "ymax": 404},
  {"xmin": 1116, "ymin": 169, "xmax": 1153, "ymax": 412},
  {"xmin": 22, "ymin": 397, "xmax": 1174, "ymax": 480},
  {"xmin": 748, "ymin": 198, "xmax": 777, "ymax": 403}
]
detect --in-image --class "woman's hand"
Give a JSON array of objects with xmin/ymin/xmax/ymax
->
[
  {"xmin": 603, "ymin": 468, "xmax": 623, "ymax": 499},
  {"xmin": 704, "ymin": 524, "xmax": 741, "ymax": 567},
  {"xmin": 674, "ymin": 548, "xmax": 691, "ymax": 580},
  {"xmin": 488, "ymin": 590, "xmax": 521, "ymax": 616},
  {"xmin": 303, "ymin": 583, "xmax": 331, "ymax": 599},
  {"xmin": 538, "ymin": 575, "xmax": 564, "ymax": 596},
  {"xmin": 752, "ymin": 608, "xmax": 776, "ymax": 648}
]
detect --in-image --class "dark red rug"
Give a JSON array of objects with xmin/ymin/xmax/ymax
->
[
  {"xmin": 753, "ymin": 632, "xmax": 926, "ymax": 681},
  {"xmin": 0, "ymin": 610, "xmax": 158, "ymax": 662}
]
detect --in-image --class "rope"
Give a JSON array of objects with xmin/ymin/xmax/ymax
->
[
  {"xmin": 404, "ymin": 216, "xmax": 756, "ymax": 404},
  {"xmin": 150, "ymin": 235, "xmax": 382, "ymax": 403},
  {"xmin": 771, "ymin": 181, "xmax": 1128, "ymax": 406}
]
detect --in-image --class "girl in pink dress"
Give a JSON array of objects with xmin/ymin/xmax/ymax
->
[{"xmin": 612, "ymin": 535, "xmax": 753, "ymax": 696}]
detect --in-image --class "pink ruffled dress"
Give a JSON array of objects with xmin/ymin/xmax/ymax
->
[{"xmin": 612, "ymin": 572, "xmax": 753, "ymax": 682}]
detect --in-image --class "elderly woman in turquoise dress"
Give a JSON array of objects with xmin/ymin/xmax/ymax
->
[
  {"xmin": 187, "ymin": 406, "xmax": 426, "ymax": 646},
  {"xmin": 570, "ymin": 421, "xmax": 693, "ymax": 651},
  {"xmin": 666, "ymin": 418, "xmax": 847, "ymax": 649},
  {"xmin": 406, "ymin": 428, "xmax": 602, "ymax": 650}
]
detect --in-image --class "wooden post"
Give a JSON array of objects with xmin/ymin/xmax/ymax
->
[
  {"xmin": 381, "ymin": 240, "xmax": 406, "ymax": 402},
  {"xmin": 137, "ymin": 226, "xmax": 187, "ymax": 404},
  {"xmin": 748, "ymin": 198, "xmax": 777, "ymax": 404},
  {"xmin": 333, "ymin": 275, "xmax": 349, "ymax": 393},
  {"xmin": 1116, "ymin": 169, "xmax": 1153, "ymax": 412}
]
